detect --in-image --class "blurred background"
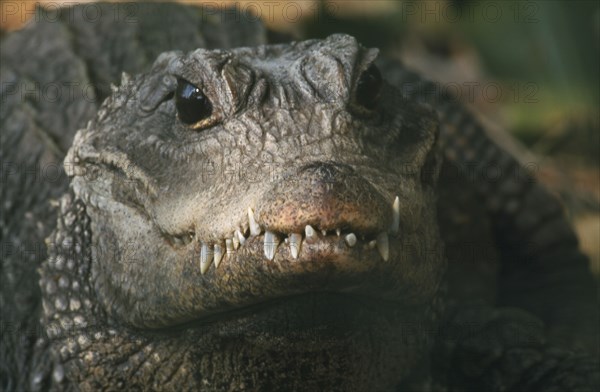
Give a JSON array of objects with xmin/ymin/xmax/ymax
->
[{"xmin": 2, "ymin": 0, "xmax": 598, "ymax": 272}]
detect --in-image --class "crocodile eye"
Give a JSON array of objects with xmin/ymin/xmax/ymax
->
[
  {"xmin": 175, "ymin": 78, "xmax": 213, "ymax": 124},
  {"xmin": 355, "ymin": 64, "xmax": 382, "ymax": 110}
]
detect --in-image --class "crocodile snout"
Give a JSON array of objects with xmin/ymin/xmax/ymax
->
[{"xmin": 256, "ymin": 162, "xmax": 391, "ymax": 235}]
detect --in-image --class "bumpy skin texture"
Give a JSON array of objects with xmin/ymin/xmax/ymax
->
[{"xmin": 1, "ymin": 3, "xmax": 598, "ymax": 391}]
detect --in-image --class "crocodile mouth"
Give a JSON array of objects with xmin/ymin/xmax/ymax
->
[
  {"xmin": 164, "ymin": 197, "xmax": 400, "ymax": 276},
  {"xmin": 74, "ymin": 154, "xmax": 401, "ymax": 277},
  {"xmin": 72, "ymin": 155, "xmax": 441, "ymax": 327},
  {"xmin": 144, "ymin": 194, "xmax": 417, "ymax": 325}
]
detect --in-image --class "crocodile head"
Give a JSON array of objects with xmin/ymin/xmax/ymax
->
[{"xmin": 43, "ymin": 34, "xmax": 444, "ymax": 390}]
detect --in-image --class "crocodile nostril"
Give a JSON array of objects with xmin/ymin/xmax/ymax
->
[
  {"xmin": 256, "ymin": 162, "xmax": 390, "ymax": 235},
  {"xmin": 298, "ymin": 162, "xmax": 356, "ymax": 182}
]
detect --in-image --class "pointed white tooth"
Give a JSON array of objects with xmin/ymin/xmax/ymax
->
[
  {"xmin": 248, "ymin": 208, "xmax": 261, "ymax": 236},
  {"xmin": 305, "ymin": 225, "xmax": 317, "ymax": 243},
  {"xmin": 235, "ymin": 229, "xmax": 246, "ymax": 247},
  {"xmin": 336, "ymin": 228, "xmax": 341, "ymax": 236},
  {"xmin": 225, "ymin": 239, "xmax": 234, "ymax": 254},
  {"xmin": 376, "ymin": 232, "xmax": 389, "ymax": 261},
  {"xmin": 264, "ymin": 231, "xmax": 280, "ymax": 261},
  {"xmin": 321, "ymin": 229, "xmax": 327, "ymax": 236},
  {"xmin": 289, "ymin": 233, "xmax": 302, "ymax": 259},
  {"xmin": 200, "ymin": 243, "xmax": 213, "ymax": 275},
  {"xmin": 214, "ymin": 244, "xmax": 224, "ymax": 268},
  {"xmin": 390, "ymin": 196, "xmax": 400, "ymax": 234},
  {"xmin": 232, "ymin": 234, "xmax": 240, "ymax": 250},
  {"xmin": 368, "ymin": 240, "xmax": 377, "ymax": 249},
  {"xmin": 344, "ymin": 233, "xmax": 357, "ymax": 247}
]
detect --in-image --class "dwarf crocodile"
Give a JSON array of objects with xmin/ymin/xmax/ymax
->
[{"xmin": 1, "ymin": 3, "xmax": 598, "ymax": 391}]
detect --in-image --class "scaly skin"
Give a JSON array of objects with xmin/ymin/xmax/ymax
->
[{"xmin": 1, "ymin": 3, "xmax": 597, "ymax": 391}]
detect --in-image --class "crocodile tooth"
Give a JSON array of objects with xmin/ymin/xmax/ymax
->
[
  {"xmin": 345, "ymin": 233, "xmax": 357, "ymax": 247},
  {"xmin": 368, "ymin": 240, "xmax": 377, "ymax": 249},
  {"xmin": 235, "ymin": 229, "xmax": 246, "ymax": 246},
  {"xmin": 289, "ymin": 233, "xmax": 302, "ymax": 259},
  {"xmin": 248, "ymin": 208, "xmax": 261, "ymax": 236},
  {"xmin": 321, "ymin": 230, "xmax": 327, "ymax": 236},
  {"xmin": 232, "ymin": 234, "xmax": 240, "ymax": 250},
  {"xmin": 376, "ymin": 232, "xmax": 389, "ymax": 261},
  {"xmin": 305, "ymin": 225, "xmax": 317, "ymax": 243},
  {"xmin": 225, "ymin": 239, "xmax": 234, "ymax": 254},
  {"xmin": 200, "ymin": 243, "xmax": 213, "ymax": 275},
  {"xmin": 264, "ymin": 231, "xmax": 279, "ymax": 261},
  {"xmin": 121, "ymin": 71, "xmax": 131, "ymax": 85},
  {"xmin": 214, "ymin": 244, "xmax": 224, "ymax": 268},
  {"xmin": 336, "ymin": 228, "xmax": 341, "ymax": 236},
  {"xmin": 390, "ymin": 196, "xmax": 400, "ymax": 234}
]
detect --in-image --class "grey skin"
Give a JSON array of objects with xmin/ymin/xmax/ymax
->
[{"xmin": 1, "ymin": 3, "xmax": 598, "ymax": 391}]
